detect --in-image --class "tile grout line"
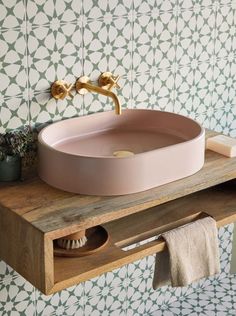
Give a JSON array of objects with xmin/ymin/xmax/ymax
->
[
  {"xmin": 172, "ymin": 0, "xmax": 180, "ymax": 112},
  {"xmin": 81, "ymin": 0, "xmax": 85, "ymax": 118},
  {"xmin": 129, "ymin": 0, "xmax": 135, "ymax": 111},
  {"xmin": 24, "ymin": 0, "xmax": 32, "ymax": 130}
]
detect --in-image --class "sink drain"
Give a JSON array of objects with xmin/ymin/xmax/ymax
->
[{"xmin": 113, "ymin": 150, "xmax": 134, "ymax": 158}]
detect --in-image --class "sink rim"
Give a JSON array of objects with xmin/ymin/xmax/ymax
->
[{"xmin": 38, "ymin": 109, "xmax": 205, "ymax": 160}]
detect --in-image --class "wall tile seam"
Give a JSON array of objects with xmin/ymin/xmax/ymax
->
[
  {"xmin": 80, "ymin": 3, "xmax": 231, "ymax": 23},
  {"xmin": 84, "ymin": 14, "xmax": 132, "ymax": 22},
  {"xmin": 1, "ymin": 51, "xmax": 235, "ymax": 101},
  {"xmin": 2, "ymin": 3, "xmax": 234, "ymax": 33},
  {"xmin": 81, "ymin": 3, "xmax": 86, "ymax": 117},
  {"xmin": 0, "ymin": 0, "xmax": 27, "ymax": 32},
  {"xmin": 133, "ymin": 59, "xmax": 214, "ymax": 77},
  {"xmin": 24, "ymin": 1, "xmax": 32, "ymax": 131},
  {"xmin": 129, "ymin": 0, "xmax": 135, "ymax": 110},
  {"xmin": 176, "ymin": 2, "xmax": 232, "ymax": 11},
  {"xmin": 133, "ymin": 60, "xmax": 216, "ymax": 77},
  {"xmin": 24, "ymin": 15, "xmax": 131, "ymax": 31},
  {"xmin": 194, "ymin": 107, "xmax": 236, "ymax": 119},
  {"xmin": 27, "ymin": 17, "xmax": 82, "ymax": 26},
  {"xmin": 0, "ymin": 92, "xmax": 29, "ymax": 101},
  {"xmin": 33, "ymin": 286, "xmax": 37, "ymax": 316},
  {"xmin": 0, "ymin": 13, "xmax": 227, "ymax": 52},
  {"xmin": 0, "ymin": 26, "xmax": 27, "ymax": 33},
  {"xmin": 0, "ymin": 2, "xmax": 234, "ymax": 32},
  {"xmin": 3, "ymin": 71, "xmax": 236, "ymax": 113}
]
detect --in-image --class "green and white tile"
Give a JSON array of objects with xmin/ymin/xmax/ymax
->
[
  {"xmin": 176, "ymin": 6, "xmax": 215, "ymax": 66},
  {"xmin": 0, "ymin": 95, "xmax": 29, "ymax": 133},
  {"xmin": 133, "ymin": 0, "xmax": 176, "ymax": 15},
  {"xmin": 215, "ymin": 4, "xmax": 236, "ymax": 59},
  {"xmin": 132, "ymin": 69, "xmax": 175, "ymax": 110},
  {"xmin": 0, "ymin": 275, "xmax": 36, "ymax": 316},
  {"xmin": 219, "ymin": 223, "xmax": 235, "ymax": 240},
  {"xmin": 127, "ymin": 256, "xmax": 155, "ymax": 316},
  {"xmin": 0, "ymin": 260, "xmax": 19, "ymax": 283},
  {"xmin": 0, "ymin": 0, "xmax": 26, "ymax": 30},
  {"xmin": 0, "ymin": 28, "xmax": 27, "ymax": 98},
  {"xmin": 83, "ymin": 17, "xmax": 132, "ymax": 82},
  {"xmin": 174, "ymin": 62, "xmax": 213, "ymax": 116},
  {"xmin": 36, "ymin": 283, "xmax": 84, "ymax": 316},
  {"xmin": 178, "ymin": 0, "xmax": 214, "ymax": 11},
  {"xmin": 27, "ymin": 22, "xmax": 82, "ymax": 93},
  {"xmin": 84, "ymin": 267, "xmax": 128, "ymax": 316},
  {"xmin": 26, "ymin": 0, "xmax": 81, "ymax": 26},
  {"xmin": 30, "ymin": 91, "xmax": 83, "ymax": 126},
  {"xmin": 209, "ymin": 106, "xmax": 236, "ymax": 137},
  {"xmin": 151, "ymin": 274, "xmax": 236, "ymax": 316},
  {"xmin": 212, "ymin": 57, "xmax": 236, "ymax": 110},
  {"xmin": 132, "ymin": 12, "xmax": 176, "ymax": 73},
  {"xmin": 83, "ymin": 0, "xmax": 132, "ymax": 20}
]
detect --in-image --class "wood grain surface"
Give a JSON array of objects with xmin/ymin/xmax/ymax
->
[
  {"xmin": 52, "ymin": 181, "xmax": 236, "ymax": 293},
  {"xmin": 1, "ymin": 129, "xmax": 236, "ymax": 294},
  {"xmin": 0, "ymin": 130, "xmax": 236, "ymax": 240}
]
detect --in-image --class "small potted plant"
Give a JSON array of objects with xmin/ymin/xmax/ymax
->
[{"xmin": 0, "ymin": 126, "xmax": 35, "ymax": 182}]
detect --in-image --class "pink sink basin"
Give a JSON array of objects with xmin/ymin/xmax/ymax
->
[{"xmin": 38, "ymin": 109, "xmax": 205, "ymax": 195}]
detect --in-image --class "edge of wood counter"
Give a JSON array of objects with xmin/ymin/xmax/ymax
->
[
  {"xmin": 0, "ymin": 129, "xmax": 236, "ymax": 294},
  {"xmin": 0, "ymin": 130, "xmax": 236, "ymax": 239}
]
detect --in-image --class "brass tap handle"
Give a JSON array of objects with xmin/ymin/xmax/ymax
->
[
  {"xmin": 51, "ymin": 80, "xmax": 74, "ymax": 100},
  {"xmin": 98, "ymin": 72, "xmax": 120, "ymax": 90},
  {"xmin": 64, "ymin": 83, "xmax": 74, "ymax": 98}
]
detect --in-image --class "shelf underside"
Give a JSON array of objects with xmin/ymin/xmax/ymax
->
[{"xmin": 52, "ymin": 180, "xmax": 236, "ymax": 294}]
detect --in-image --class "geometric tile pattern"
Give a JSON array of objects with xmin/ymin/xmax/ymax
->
[
  {"xmin": 83, "ymin": 17, "xmax": 132, "ymax": 82},
  {"xmin": 0, "ymin": 0, "xmax": 236, "ymax": 137},
  {"xmin": 151, "ymin": 274, "xmax": 236, "ymax": 315},
  {"xmin": 0, "ymin": 0, "xmax": 236, "ymax": 315},
  {"xmin": 0, "ymin": 224, "xmax": 234, "ymax": 315}
]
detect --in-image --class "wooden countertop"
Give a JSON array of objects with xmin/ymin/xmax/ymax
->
[
  {"xmin": 1, "ymin": 129, "xmax": 236, "ymax": 239},
  {"xmin": 1, "ymin": 129, "xmax": 236, "ymax": 294}
]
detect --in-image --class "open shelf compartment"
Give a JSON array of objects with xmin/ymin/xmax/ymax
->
[{"xmin": 51, "ymin": 181, "xmax": 236, "ymax": 294}]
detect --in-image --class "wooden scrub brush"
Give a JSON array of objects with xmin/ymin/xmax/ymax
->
[{"xmin": 57, "ymin": 230, "xmax": 87, "ymax": 250}]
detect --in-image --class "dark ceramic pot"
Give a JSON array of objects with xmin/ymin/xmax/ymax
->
[{"xmin": 0, "ymin": 155, "xmax": 21, "ymax": 182}]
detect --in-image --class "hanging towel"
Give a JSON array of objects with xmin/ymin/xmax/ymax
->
[{"xmin": 153, "ymin": 216, "xmax": 220, "ymax": 289}]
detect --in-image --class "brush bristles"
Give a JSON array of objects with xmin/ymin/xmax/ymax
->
[{"xmin": 57, "ymin": 236, "xmax": 88, "ymax": 250}]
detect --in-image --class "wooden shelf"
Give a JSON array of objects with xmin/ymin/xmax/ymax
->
[
  {"xmin": 0, "ymin": 130, "xmax": 236, "ymax": 294},
  {"xmin": 52, "ymin": 181, "xmax": 236, "ymax": 293}
]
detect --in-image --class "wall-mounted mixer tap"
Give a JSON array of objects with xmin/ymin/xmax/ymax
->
[
  {"xmin": 50, "ymin": 72, "xmax": 121, "ymax": 115},
  {"xmin": 51, "ymin": 80, "xmax": 74, "ymax": 100},
  {"xmin": 76, "ymin": 72, "xmax": 121, "ymax": 115}
]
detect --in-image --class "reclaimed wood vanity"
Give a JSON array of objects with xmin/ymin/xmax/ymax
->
[{"xmin": 0, "ymin": 130, "xmax": 236, "ymax": 295}]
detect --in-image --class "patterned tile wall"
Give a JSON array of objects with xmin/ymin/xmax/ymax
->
[
  {"xmin": 0, "ymin": 224, "xmax": 234, "ymax": 315},
  {"xmin": 1, "ymin": 0, "xmax": 236, "ymax": 315},
  {"xmin": 0, "ymin": 0, "xmax": 236, "ymax": 135}
]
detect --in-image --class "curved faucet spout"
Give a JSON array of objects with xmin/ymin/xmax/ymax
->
[{"xmin": 76, "ymin": 80, "xmax": 121, "ymax": 115}]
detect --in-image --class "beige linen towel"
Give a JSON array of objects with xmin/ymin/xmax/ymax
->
[{"xmin": 153, "ymin": 216, "xmax": 220, "ymax": 289}]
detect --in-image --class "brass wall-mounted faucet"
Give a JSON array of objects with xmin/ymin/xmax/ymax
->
[
  {"xmin": 51, "ymin": 80, "xmax": 74, "ymax": 100},
  {"xmin": 51, "ymin": 72, "xmax": 121, "ymax": 115},
  {"xmin": 76, "ymin": 72, "xmax": 121, "ymax": 115}
]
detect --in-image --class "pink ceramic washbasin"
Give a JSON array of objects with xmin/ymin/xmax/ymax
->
[{"xmin": 38, "ymin": 109, "xmax": 205, "ymax": 195}]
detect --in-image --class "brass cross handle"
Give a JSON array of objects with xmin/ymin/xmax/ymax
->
[
  {"xmin": 98, "ymin": 72, "xmax": 121, "ymax": 91},
  {"xmin": 51, "ymin": 80, "xmax": 74, "ymax": 100}
]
